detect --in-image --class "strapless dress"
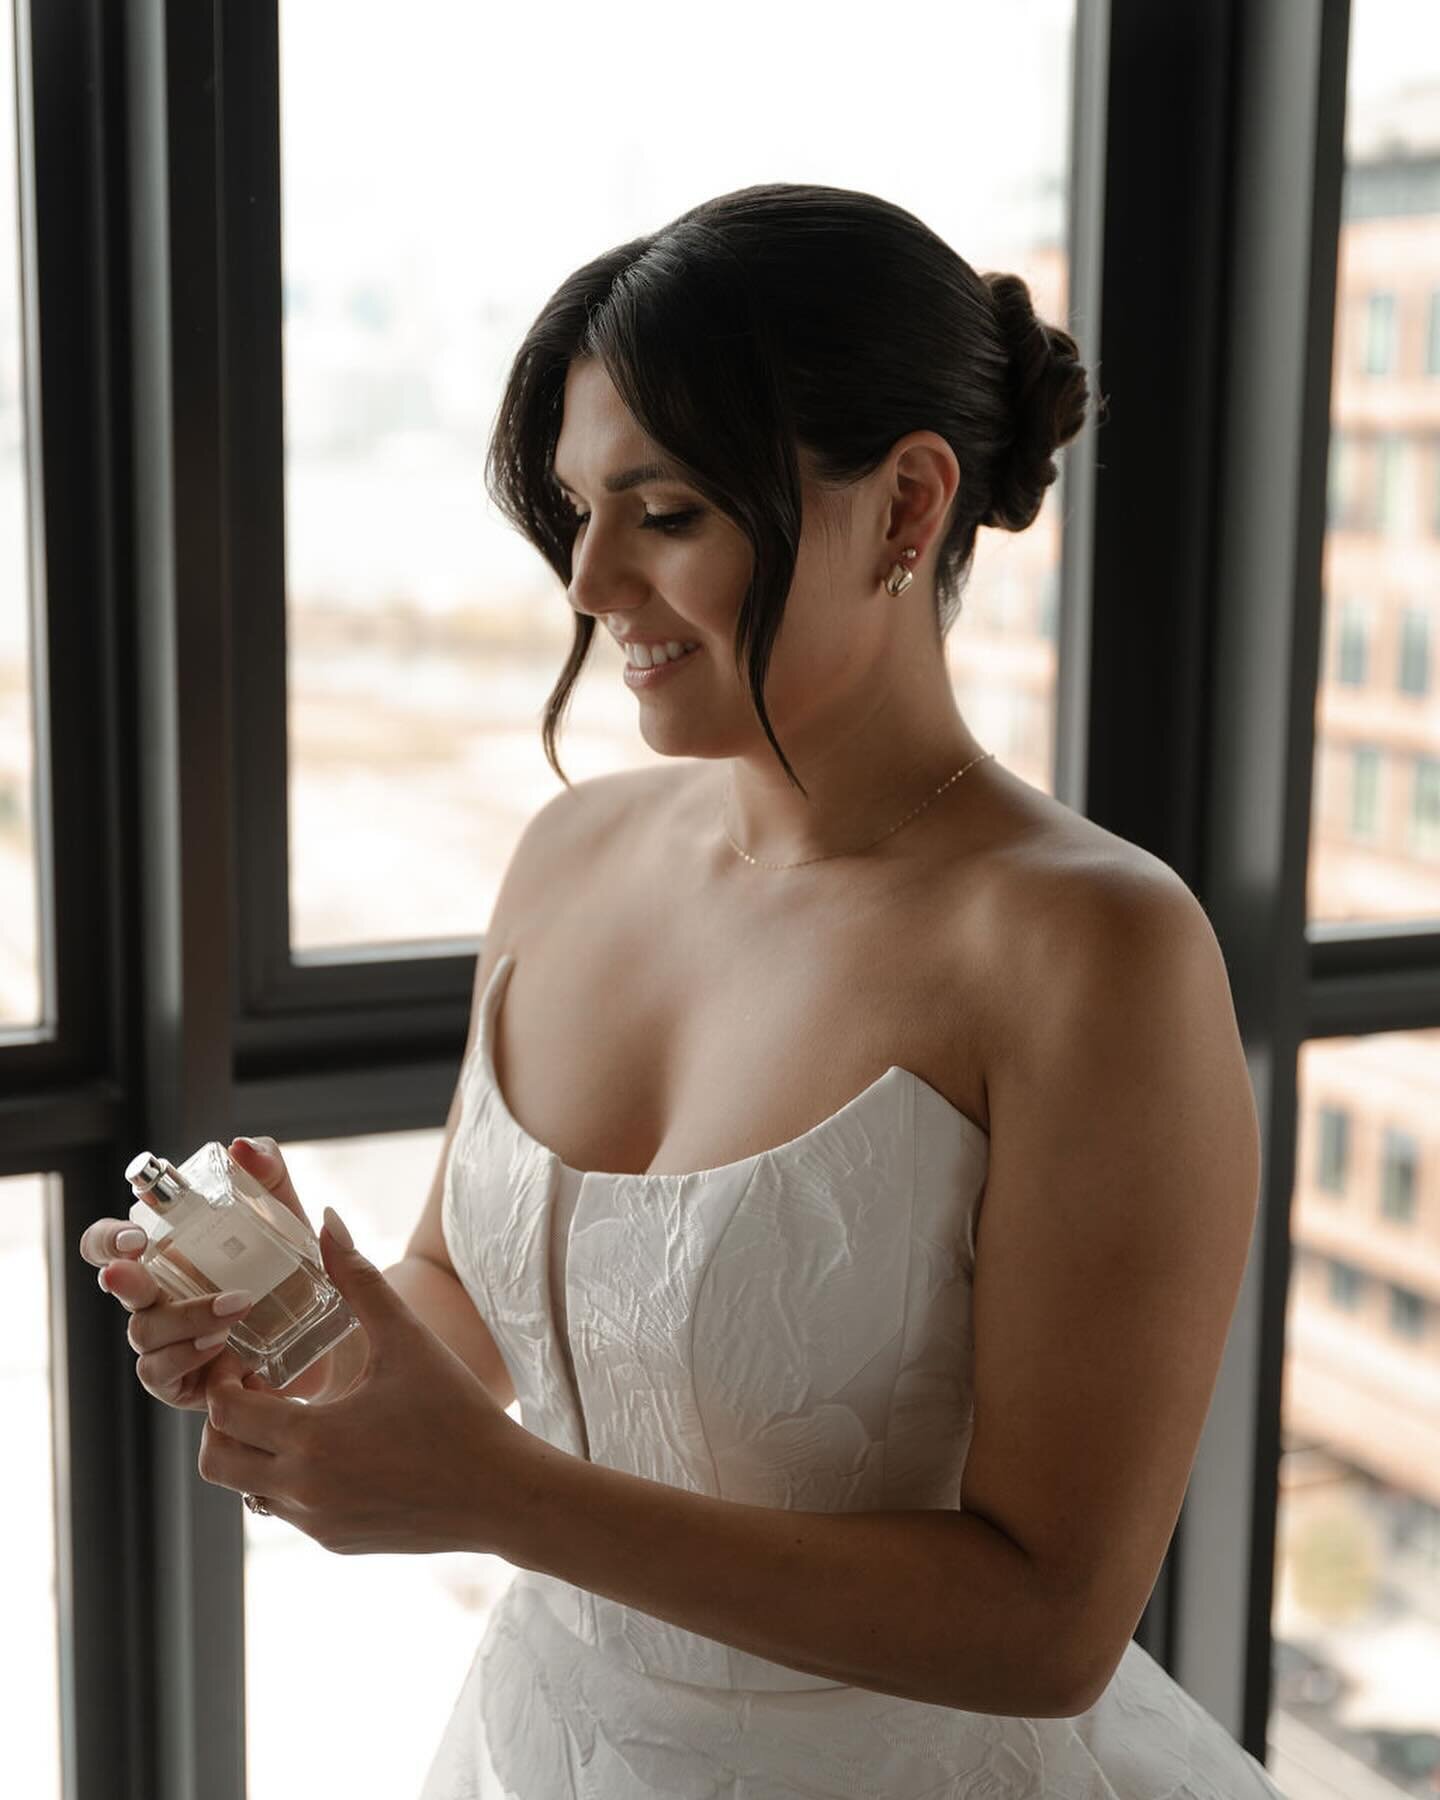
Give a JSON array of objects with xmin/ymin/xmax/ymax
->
[{"xmin": 419, "ymin": 952, "xmax": 1286, "ymax": 1798}]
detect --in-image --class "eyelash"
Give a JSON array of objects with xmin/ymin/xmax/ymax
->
[{"xmin": 569, "ymin": 507, "xmax": 702, "ymax": 535}]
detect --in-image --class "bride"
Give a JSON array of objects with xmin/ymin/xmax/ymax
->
[{"xmin": 87, "ymin": 182, "xmax": 1286, "ymax": 1798}]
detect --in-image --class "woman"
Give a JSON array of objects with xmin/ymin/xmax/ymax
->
[{"xmin": 84, "ymin": 184, "xmax": 1287, "ymax": 1797}]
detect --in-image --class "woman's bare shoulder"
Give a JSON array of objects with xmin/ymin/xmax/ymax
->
[
  {"xmin": 527, "ymin": 763, "xmax": 684, "ymax": 848},
  {"xmin": 499, "ymin": 764, "xmax": 689, "ymax": 905}
]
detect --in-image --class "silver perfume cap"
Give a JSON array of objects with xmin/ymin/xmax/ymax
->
[{"xmin": 125, "ymin": 1151, "xmax": 187, "ymax": 1207}]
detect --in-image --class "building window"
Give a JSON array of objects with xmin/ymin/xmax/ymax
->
[
  {"xmin": 1317, "ymin": 1104, "xmax": 1350, "ymax": 1193},
  {"xmin": 1365, "ymin": 291, "xmax": 1398, "ymax": 374},
  {"xmin": 1377, "ymin": 434, "xmax": 1405, "ymax": 536},
  {"xmin": 1328, "ymin": 431, "xmax": 1358, "ymax": 529},
  {"xmin": 1329, "ymin": 1260, "xmax": 1364, "ymax": 1309},
  {"xmin": 1380, "ymin": 1127, "xmax": 1419, "ymax": 1222},
  {"xmin": 1351, "ymin": 745, "xmax": 1382, "ymax": 838},
  {"xmin": 1337, "ymin": 597, "xmax": 1369, "ymax": 685},
  {"xmin": 1433, "ymin": 439, "xmax": 1440, "ymax": 535},
  {"xmin": 1389, "ymin": 1286, "xmax": 1426, "ymax": 1341},
  {"xmin": 1399, "ymin": 608, "xmax": 1431, "ymax": 696},
  {"xmin": 1415, "ymin": 759, "xmax": 1440, "ymax": 858}
]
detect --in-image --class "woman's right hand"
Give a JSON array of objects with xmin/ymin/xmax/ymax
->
[{"xmin": 79, "ymin": 1135, "xmax": 345, "ymax": 1410}]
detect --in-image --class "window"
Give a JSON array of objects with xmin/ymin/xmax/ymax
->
[
  {"xmin": 276, "ymin": 0, "xmax": 1080, "ymax": 955},
  {"xmin": 243, "ymin": 1128, "xmax": 516, "ymax": 1799},
  {"xmin": 1398, "ymin": 607, "xmax": 1430, "ymax": 695},
  {"xmin": 1317, "ymin": 1104, "xmax": 1351, "ymax": 1192},
  {"xmin": 1434, "ymin": 438, "xmax": 1440, "ymax": 534},
  {"xmin": 1285, "ymin": 1034, "xmax": 1440, "ymax": 1781},
  {"xmin": 0, "ymin": 0, "xmax": 39, "ymax": 1031},
  {"xmin": 1387, "ymin": 1285, "xmax": 1425, "ymax": 1340},
  {"xmin": 1312, "ymin": 32, "xmax": 1440, "ymax": 928},
  {"xmin": 1376, "ymin": 433, "xmax": 1405, "ymax": 535},
  {"xmin": 1336, "ymin": 596, "xmax": 1369, "ymax": 684},
  {"xmin": 1413, "ymin": 758, "xmax": 1440, "ymax": 857},
  {"xmin": 1327, "ymin": 1258, "xmax": 1364, "ymax": 1308},
  {"xmin": 1363, "ymin": 290, "xmax": 1397, "ymax": 373},
  {"xmin": 1350, "ymin": 745, "xmax": 1381, "ymax": 837},
  {"xmin": 1327, "ymin": 430, "xmax": 1359, "ymax": 528},
  {"xmin": 1379, "ymin": 1126, "xmax": 1418, "ymax": 1222},
  {"xmin": 0, "ymin": 1177, "xmax": 62, "ymax": 1797}
]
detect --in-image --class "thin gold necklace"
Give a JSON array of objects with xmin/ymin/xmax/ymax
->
[{"xmin": 721, "ymin": 749, "xmax": 997, "ymax": 870}]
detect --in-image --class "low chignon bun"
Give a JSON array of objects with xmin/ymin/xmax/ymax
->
[{"xmin": 979, "ymin": 271, "xmax": 1092, "ymax": 533}]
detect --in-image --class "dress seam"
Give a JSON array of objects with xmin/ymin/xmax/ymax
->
[
  {"xmin": 688, "ymin": 1156, "xmax": 766, "ymax": 1691},
  {"xmin": 877, "ymin": 1076, "xmax": 917, "ymax": 1509}
]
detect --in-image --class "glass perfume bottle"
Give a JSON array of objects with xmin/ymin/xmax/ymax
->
[{"xmin": 125, "ymin": 1140, "xmax": 360, "ymax": 1389}]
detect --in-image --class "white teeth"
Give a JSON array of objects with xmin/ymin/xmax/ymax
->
[{"xmin": 624, "ymin": 640, "xmax": 699, "ymax": 668}]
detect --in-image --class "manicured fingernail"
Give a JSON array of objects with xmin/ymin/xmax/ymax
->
[
  {"xmin": 322, "ymin": 1206, "xmax": 353, "ymax": 1251},
  {"xmin": 115, "ymin": 1227, "xmax": 146, "ymax": 1252},
  {"xmin": 212, "ymin": 1289, "xmax": 255, "ymax": 1317},
  {"xmin": 194, "ymin": 1329, "xmax": 231, "ymax": 1350},
  {"xmin": 97, "ymin": 1266, "xmax": 111, "ymax": 1293}
]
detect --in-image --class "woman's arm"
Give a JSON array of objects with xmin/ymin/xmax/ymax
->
[{"xmin": 499, "ymin": 1439, "xmax": 1082, "ymax": 1717}]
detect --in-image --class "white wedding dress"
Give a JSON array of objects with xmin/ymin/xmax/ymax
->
[{"xmin": 419, "ymin": 952, "xmax": 1287, "ymax": 1799}]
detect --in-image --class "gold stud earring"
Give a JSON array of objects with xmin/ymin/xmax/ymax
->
[{"xmin": 883, "ymin": 546, "xmax": 919, "ymax": 597}]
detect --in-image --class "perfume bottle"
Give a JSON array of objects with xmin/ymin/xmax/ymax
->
[{"xmin": 125, "ymin": 1140, "xmax": 360, "ymax": 1389}]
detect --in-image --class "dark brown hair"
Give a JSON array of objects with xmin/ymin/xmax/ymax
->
[{"xmin": 485, "ymin": 181, "xmax": 1094, "ymax": 792}]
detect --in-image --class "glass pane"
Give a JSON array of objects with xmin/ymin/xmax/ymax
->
[
  {"xmin": 243, "ymin": 1128, "xmax": 515, "ymax": 1800},
  {"xmin": 1309, "ymin": 0, "xmax": 1440, "ymax": 927},
  {"xmin": 0, "ymin": 0, "xmax": 41, "ymax": 1027},
  {"xmin": 0, "ymin": 1173, "xmax": 63, "ymax": 1796},
  {"xmin": 1268, "ymin": 1032, "xmax": 1440, "ymax": 1796},
  {"xmin": 278, "ymin": 0, "xmax": 1079, "ymax": 954}
]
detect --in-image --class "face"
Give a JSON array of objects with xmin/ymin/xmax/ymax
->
[{"xmin": 551, "ymin": 355, "xmax": 956, "ymax": 768}]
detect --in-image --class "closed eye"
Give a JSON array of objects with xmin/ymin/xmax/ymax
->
[{"xmin": 570, "ymin": 508, "xmax": 703, "ymax": 535}]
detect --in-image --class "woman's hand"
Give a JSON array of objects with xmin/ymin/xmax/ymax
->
[
  {"xmin": 198, "ymin": 1207, "xmax": 529, "ymax": 1556},
  {"xmin": 82, "ymin": 1239, "xmax": 258, "ymax": 1410},
  {"xmin": 80, "ymin": 1136, "xmax": 365, "ymax": 1411}
]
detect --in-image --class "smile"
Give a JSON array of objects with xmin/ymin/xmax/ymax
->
[{"xmin": 621, "ymin": 644, "xmax": 703, "ymax": 690}]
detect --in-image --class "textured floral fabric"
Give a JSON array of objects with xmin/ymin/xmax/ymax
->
[{"xmin": 419, "ymin": 953, "xmax": 1286, "ymax": 1799}]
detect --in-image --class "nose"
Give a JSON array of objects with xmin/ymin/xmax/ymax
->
[
  {"xmin": 568, "ymin": 586, "xmax": 648, "ymax": 640},
  {"xmin": 566, "ymin": 529, "xmax": 650, "ymax": 635}
]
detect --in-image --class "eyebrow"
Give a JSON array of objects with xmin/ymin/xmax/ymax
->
[{"xmin": 549, "ymin": 459, "xmax": 683, "ymax": 497}]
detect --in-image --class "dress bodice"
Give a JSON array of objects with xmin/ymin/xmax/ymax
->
[
  {"xmin": 441, "ymin": 950, "xmax": 990, "ymax": 1692},
  {"xmin": 426, "ymin": 950, "xmax": 1288, "ymax": 1799}
]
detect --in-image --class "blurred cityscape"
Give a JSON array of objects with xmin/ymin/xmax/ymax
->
[{"xmin": 2, "ymin": 3, "xmax": 1439, "ymax": 1797}]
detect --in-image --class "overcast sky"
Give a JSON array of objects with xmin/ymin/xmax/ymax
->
[{"xmin": 273, "ymin": 0, "xmax": 1075, "ymax": 315}]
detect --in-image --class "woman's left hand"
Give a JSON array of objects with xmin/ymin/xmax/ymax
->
[{"xmin": 197, "ymin": 1206, "xmax": 529, "ymax": 1555}]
